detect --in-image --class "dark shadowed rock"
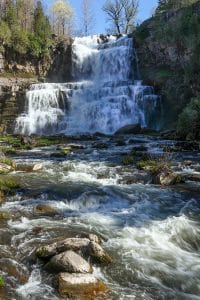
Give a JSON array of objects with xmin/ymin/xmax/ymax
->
[
  {"xmin": 115, "ymin": 124, "xmax": 141, "ymax": 135},
  {"xmin": 45, "ymin": 250, "xmax": 93, "ymax": 273},
  {"xmin": 56, "ymin": 272, "xmax": 108, "ymax": 299}
]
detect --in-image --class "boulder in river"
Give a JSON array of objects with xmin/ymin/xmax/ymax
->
[
  {"xmin": 36, "ymin": 238, "xmax": 91, "ymax": 259},
  {"xmin": 115, "ymin": 124, "xmax": 141, "ymax": 135},
  {"xmin": 32, "ymin": 163, "xmax": 43, "ymax": 171},
  {"xmin": 36, "ymin": 236, "xmax": 112, "ymax": 265},
  {"xmin": 155, "ymin": 172, "xmax": 182, "ymax": 186},
  {"xmin": 0, "ymin": 163, "xmax": 13, "ymax": 174},
  {"xmin": 87, "ymin": 241, "xmax": 113, "ymax": 264},
  {"xmin": 45, "ymin": 250, "xmax": 93, "ymax": 273},
  {"xmin": 34, "ymin": 204, "xmax": 59, "ymax": 217},
  {"xmin": 56, "ymin": 272, "xmax": 108, "ymax": 299}
]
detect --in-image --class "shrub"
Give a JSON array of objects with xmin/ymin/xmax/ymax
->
[{"xmin": 177, "ymin": 97, "xmax": 200, "ymax": 139}]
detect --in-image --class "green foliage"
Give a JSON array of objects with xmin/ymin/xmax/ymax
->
[
  {"xmin": 135, "ymin": 24, "xmax": 150, "ymax": 44},
  {"xmin": 32, "ymin": 1, "xmax": 53, "ymax": 57},
  {"xmin": 11, "ymin": 27, "xmax": 29, "ymax": 54},
  {"xmin": 0, "ymin": 0, "xmax": 53, "ymax": 59},
  {"xmin": 0, "ymin": 21, "xmax": 11, "ymax": 52},
  {"xmin": 177, "ymin": 97, "xmax": 200, "ymax": 139},
  {"xmin": 0, "ymin": 178, "xmax": 20, "ymax": 191},
  {"xmin": 0, "ymin": 275, "xmax": 5, "ymax": 287},
  {"xmin": 2, "ymin": 147, "xmax": 17, "ymax": 155},
  {"xmin": 156, "ymin": 0, "xmax": 198, "ymax": 14}
]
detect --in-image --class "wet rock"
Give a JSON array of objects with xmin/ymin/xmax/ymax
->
[
  {"xmin": 118, "ymin": 171, "xmax": 151, "ymax": 185},
  {"xmin": 132, "ymin": 145, "xmax": 148, "ymax": 152},
  {"xmin": 56, "ymin": 272, "xmax": 108, "ymax": 299},
  {"xmin": 182, "ymin": 173, "xmax": 200, "ymax": 182},
  {"xmin": 115, "ymin": 124, "xmax": 141, "ymax": 135},
  {"xmin": 16, "ymin": 163, "xmax": 43, "ymax": 172},
  {"xmin": 36, "ymin": 238, "xmax": 91, "ymax": 259},
  {"xmin": 87, "ymin": 241, "xmax": 112, "ymax": 264},
  {"xmin": 175, "ymin": 141, "xmax": 199, "ymax": 151},
  {"xmin": 34, "ymin": 204, "xmax": 59, "ymax": 217},
  {"xmin": 45, "ymin": 250, "xmax": 93, "ymax": 273},
  {"xmin": 32, "ymin": 163, "xmax": 43, "ymax": 171},
  {"xmin": 0, "ymin": 190, "xmax": 5, "ymax": 204},
  {"xmin": 93, "ymin": 143, "xmax": 108, "ymax": 149},
  {"xmin": 140, "ymin": 128, "xmax": 158, "ymax": 135},
  {"xmin": 0, "ymin": 259, "xmax": 29, "ymax": 284},
  {"xmin": 0, "ymin": 163, "xmax": 13, "ymax": 174},
  {"xmin": 0, "ymin": 211, "xmax": 10, "ymax": 221},
  {"xmin": 183, "ymin": 160, "xmax": 193, "ymax": 166},
  {"xmin": 21, "ymin": 136, "xmax": 35, "ymax": 146},
  {"xmin": 67, "ymin": 143, "xmax": 85, "ymax": 149},
  {"xmin": 154, "ymin": 172, "xmax": 182, "ymax": 186},
  {"xmin": 88, "ymin": 234, "xmax": 101, "ymax": 244}
]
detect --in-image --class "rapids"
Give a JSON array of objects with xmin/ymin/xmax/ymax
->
[
  {"xmin": 16, "ymin": 35, "xmax": 161, "ymax": 135},
  {"xmin": 0, "ymin": 134, "xmax": 200, "ymax": 299}
]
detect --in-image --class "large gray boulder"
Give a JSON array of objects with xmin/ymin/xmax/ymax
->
[
  {"xmin": 45, "ymin": 250, "xmax": 93, "ymax": 273},
  {"xmin": 56, "ymin": 273, "xmax": 108, "ymax": 299}
]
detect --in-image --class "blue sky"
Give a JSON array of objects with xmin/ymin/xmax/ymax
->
[{"xmin": 44, "ymin": 0, "xmax": 158, "ymax": 34}]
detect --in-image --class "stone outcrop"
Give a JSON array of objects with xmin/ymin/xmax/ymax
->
[{"xmin": 0, "ymin": 77, "xmax": 37, "ymax": 133}]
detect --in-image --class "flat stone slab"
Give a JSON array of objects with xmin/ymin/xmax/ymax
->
[{"xmin": 56, "ymin": 272, "xmax": 108, "ymax": 299}]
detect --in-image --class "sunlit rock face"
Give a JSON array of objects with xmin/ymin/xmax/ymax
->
[{"xmin": 16, "ymin": 35, "xmax": 161, "ymax": 135}]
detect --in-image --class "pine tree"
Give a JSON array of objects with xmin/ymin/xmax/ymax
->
[{"xmin": 32, "ymin": 1, "xmax": 52, "ymax": 57}]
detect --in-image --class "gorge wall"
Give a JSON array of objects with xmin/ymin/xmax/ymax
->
[{"xmin": 135, "ymin": 0, "xmax": 200, "ymax": 128}]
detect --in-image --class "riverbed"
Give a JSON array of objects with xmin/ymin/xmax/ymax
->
[{"xmin": 0, "ymin": 134, "xmax": 200, "ymax": 300}]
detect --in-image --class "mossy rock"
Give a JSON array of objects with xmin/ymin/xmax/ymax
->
[
  {"xmin": 0, "ymin": 178, "xmax": 20, "ymax": 191},
  {"xmin": 0, "ymin": 211, "xmax": 10, "ymax": 221},
  {"xmin": 0, "ymin": 275, "xmax": 5, "ymax": 287}
]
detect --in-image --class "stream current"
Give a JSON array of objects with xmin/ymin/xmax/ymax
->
[{"xmin": 0, "ymin": 134, "xmax": 200, "ymax": 299}]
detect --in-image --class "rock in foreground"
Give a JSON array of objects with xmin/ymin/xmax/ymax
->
[
  {"xmin": 56, "ymin": 273, "xmax": 108, "ymax": 299},
  {"xmin": 45, "ymin": 250, "xmax": 93, "ymax": 273}
]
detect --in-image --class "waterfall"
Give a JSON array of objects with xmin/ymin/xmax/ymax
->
[{"xmin": 15, "ymin": 35, "xmax": 161, "ymax": 135}]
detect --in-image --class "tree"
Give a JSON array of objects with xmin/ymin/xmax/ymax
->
[
  {"xmin": 51, "ymin": 0, "xmax": 74, "ymax": 37},
  {"xmin": 102, "ymin": 0, "xmax": 138, "ymax": 34},
  {"xmin": 0, "ymin": 20, "xmax": 11, "ymax": 52},
  {"xmin": 32, "ymin": 0, "xmax": 52, "ymax": 57},
  {"xmin": 16, "ymin": 0, "xmax": 35, "ymax": 31},
  {"xmin": 80, "ymin": 0, "xmax": 95, "ymax": 36},
  {"xmin": 122, "ymin": 0, "xmax": 138, "ymax": 34},
  {"xmin": 102, "ymin": 0, "xmax": 123, "ymax": 34},
  {"xmin": 156, "ymin": 0, "xmax": 198, "ymax": 14}
]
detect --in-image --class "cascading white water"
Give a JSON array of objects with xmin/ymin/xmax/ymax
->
[{"xmin": 16, "ymin": 35, "xmax": 161, "ymax": 135}]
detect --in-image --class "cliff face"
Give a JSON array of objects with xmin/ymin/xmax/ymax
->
[
  {"xmin": 135, "ymin": 1, "xmax": 200, "ymax": 128},
  {"xmin": 0, "ymin": 78, "xmax": 38, "ymax": 133},
  {"xmin": 0, "ymin": 40, "xmax": 72, "ymax": 133}
]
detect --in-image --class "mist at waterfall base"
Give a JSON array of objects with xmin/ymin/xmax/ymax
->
[{"xmin": 16, "ymin": 35, "xmax": 161, "ymax": 135}]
